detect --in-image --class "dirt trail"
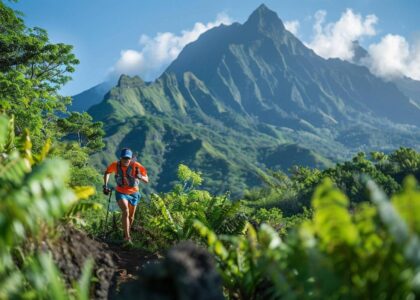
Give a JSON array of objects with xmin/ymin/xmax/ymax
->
[
  {"xmin": 46, "ymin": 226, "xmax": 162, "ymax": 299},
  {"xmin": 49, "ymin": 227, "xmax": 221, "ymax": 299},
  {"xmin": 107, "ymin": 241, "xmax": 226, "ymax": 300},
  {"xmin": 106, "ymin": 242, "xmax": 159, "ymax": 285}
]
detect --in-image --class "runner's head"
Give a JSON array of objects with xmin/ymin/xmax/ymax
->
[{"xmin": 120, "ymin": 148, "xmax": 133, "ymax": 166}]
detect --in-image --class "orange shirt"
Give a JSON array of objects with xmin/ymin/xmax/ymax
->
[{"xmin": 105, "ymin": 161, "xmax": 147, "ymax": 194}]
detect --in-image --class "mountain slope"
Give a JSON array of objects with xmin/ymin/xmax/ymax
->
[
  {"xmin": 394, "ymin": 77, "xmax": 420, "ymax": 108},
  {"xmin": 87, "ymin": 4, "xmax": 420, "ymax": 196},
  {"xmin": 88, "ymin": 76, "xmax": 332, "ymax": 196},
  {"xmin": 167, "ymin": 5, "xmax": 420, "ymax": 128},
  {"xmin": 70, "ymin": 80, "xmax": 115, "ymax": 112}
]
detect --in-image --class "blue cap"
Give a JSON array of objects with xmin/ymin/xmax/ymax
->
[{"xmin": 120, "ymin": 149, "xmax": 133, "ymax": 158}]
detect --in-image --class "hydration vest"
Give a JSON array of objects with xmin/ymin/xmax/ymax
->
[{"xmin": 115, "ymin": 161, "xmax": 140, "ymax": 188}]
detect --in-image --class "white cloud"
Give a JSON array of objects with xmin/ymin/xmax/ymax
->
[
  {"xmin": 111, "ymin": 13, "xmax": 232, "ymax": 80},
  {"xmin": 284, "ymin": 20, "xmax": 300, "ymax": 36},
  {"xmin": 365, "ymin": 34, "xmax": 420, "ymax": 80},
  {"xmin": 307, "ymin": 9, "xmax": 377, "ymax": 61},
  {"xmin": 114, "ymin": 50, "xmax": 144, "ymax": 76},
  {"xmin": 304, "ymin": 8, "xmax": 420, "ymax": 80}
]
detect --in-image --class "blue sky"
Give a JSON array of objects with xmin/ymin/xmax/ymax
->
[{"xmin": 11, "ymin": 0, "xmax": 420, "ymax": 96}]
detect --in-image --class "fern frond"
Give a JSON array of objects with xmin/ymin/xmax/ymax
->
[{"xmin": 219, "ymin": 213, "xmax": 247, "ymax": 235}]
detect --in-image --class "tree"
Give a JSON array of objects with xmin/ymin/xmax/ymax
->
[
  {"xmin": 0, "ymin": 1, "xmax": 79, "ymax": 150},
  {"xmin": 389, "ymin": 147, "xmax": 420, "ymax": 173},
  {"xmin": 57, "ymin": 112, "xmax": 105, "ymax": 153},
  {"xmin": 1, "ymin": 1, "xmax": 105, "ymax": 189}
]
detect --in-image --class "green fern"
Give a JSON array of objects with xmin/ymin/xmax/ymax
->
[{"xmin": 0, "ymin": 115, "xmax": 95, "ymax": 299}]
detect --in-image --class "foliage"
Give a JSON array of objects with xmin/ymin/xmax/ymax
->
[
  {"xmin": 388, "ymin": 147, "xmax": 420, "ymax": 173},
  {"xmin": 249, "ymin": 207, "xmax": 310, "ymax": 236},
  {"xmin": 53, "ymin": 142, "xmax": 103, "ymax": 188},
  {"xmin": 132, "ymin": 165, "xmax": 247, "ymax": 251},
  {"xmin": 177, "ymin": 163, "xmax": 203, "ymax": 190},
  {"xmin": 57, "ymin": 112, "xmax": 105, "ymax": 153},
  {"xmin": 392, "ymin": 176, "xmax": 420, "ymax": 233},
  {"xmin": 0, "ymin": 2, "xmax": 111, "ymax": 298},
  {"xmin": 0, "ymin": 0, "xmax": 104, "ymax": 192},
  {"xmin": 244, "ymin": 148, "xmax": 420, "ymax": 215},
  {"xmin": 0, "ymin": 114, "xmax": 95, "ymax": 299},
  {"xmin": 0, "ymin": 1, "xmax": 79, "ymax": 150},
  {"xmin": 195, "ymin": 220, "xmax": 285, "ymax": 300},
  {"xmin": 251, "ymin": 207, "xmax": 283, "ymax": 227},
  {"xmin": 195, "ymin": 176, "xmax": 420, "ymax": 299}
]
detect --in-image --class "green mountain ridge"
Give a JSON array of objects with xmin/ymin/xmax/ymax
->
[
  {"xmin": 70, "ymin": 80, "xmax": 115, "ymax": 112},
  {"xmin": 86, "ymin": 4, "xmax": 420, "ymax": 196}
]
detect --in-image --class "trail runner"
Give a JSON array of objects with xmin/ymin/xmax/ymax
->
[{"xmin": 103, "ymin": 148, "xmax": 148, "ymax": 244}]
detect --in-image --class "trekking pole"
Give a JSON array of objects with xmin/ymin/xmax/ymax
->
[{"xmin": 103, "ymin": 188, "xmax": 113, "ymax": 239}]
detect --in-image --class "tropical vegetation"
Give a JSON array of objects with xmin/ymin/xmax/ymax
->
[{"xmin": 1, "ymin": 1, "xmax": 420, "ymax": 299}]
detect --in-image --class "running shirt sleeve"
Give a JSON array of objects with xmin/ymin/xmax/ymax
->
[
  {"xmin": 135, "ymin": 162, "xmax": 147, "ymax": 176},
  {"xmin": 105, "ymin": 161, "xmax": 117, "ymax": 174}
]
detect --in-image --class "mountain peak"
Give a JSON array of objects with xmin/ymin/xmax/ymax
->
[
  {"xmin": 352, "ymin": 40, "xmax": 369, "ymax": 64},
  {"xmin": 246, "ymin": 3, "xmax": 285, "ymax": 31},
  {"xmin": 256, "ymin": 3, "xmax": 270, "ymax": 12},
  {"xmin": 117, "ymin": 74, "xmax": 145, "ymax": 88}
]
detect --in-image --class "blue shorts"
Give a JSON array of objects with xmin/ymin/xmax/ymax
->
[{"xmin": 115, "ymin": 191, "xmax": 141, "ymax": 206}]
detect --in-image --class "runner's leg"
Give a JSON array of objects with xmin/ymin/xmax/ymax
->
[
  {"xmin": 128, "ymin": 203, "xmax": 137, "ymax": 227},
  {"xmin": 117, "ymin": 199, "xmax": 130, "ymax": 240}
]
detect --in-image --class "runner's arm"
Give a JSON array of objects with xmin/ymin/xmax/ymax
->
[
  {"xmin": 103, "ymin": 162, "xmax": 116, "ymax": 188},
  {"xmin": 136, "ymin": 164, "xmax": 149, "ymax": 184},
  {"xmin": 103, "ymin": 172, "xmax": 111, "ymax": 188},
  {"xmin": 139, "ymin": 174, "xmax": 149, "ymax": 184}
]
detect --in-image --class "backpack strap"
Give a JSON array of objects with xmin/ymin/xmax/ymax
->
[
  {"xmin": 126, "ymin": 162, "xmax": 133, "ymax": 178},
  {"xmin": 116, "ymin": 161, "xmax": 139, "ymax": 187},
  {"xmin": 117, "ymin": 161, "xmax": 129, "ymax": 186},
  {"xmin": 116, "ymin": 161, "xmax": 124, "ymax": 186}
]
